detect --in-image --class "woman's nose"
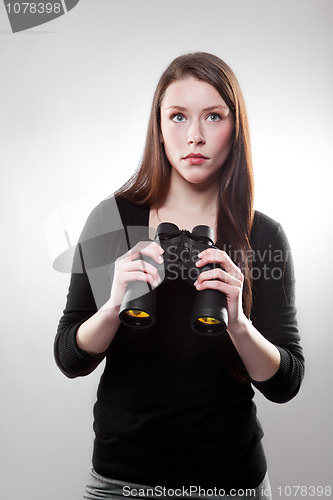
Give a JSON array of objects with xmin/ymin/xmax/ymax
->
[
  {"xmin": 187, "ymin": 135, "xmax": 205, "ymax": 145},
  {"xmin": 187, "ymin": 121, "xmax": 205, "ymax": 145}
]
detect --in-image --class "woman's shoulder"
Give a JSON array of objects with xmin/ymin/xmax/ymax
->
[
  {"xmin": 250, "ymin": 210, "xmax": 289, "ymax": 253},
  {"xmin": 249, "ymin": 211, "xmax": 295, "ymax": 288},
  {"xmin": 84, "ymin": 194, "xmax": 149, "ymax": 231},
  {"xmin": 79, "ymin": 195, "xmax": 125, "ymax": 241},
  {"xmin": 251, "ymin": 210, "xmax": 281, "ymax": 232},
  {"xmin": 112, "ymin": 194, "xmax": 149, "ymax": 226}
]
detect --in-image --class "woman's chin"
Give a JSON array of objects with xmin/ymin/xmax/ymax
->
[{"xmin": 184, "ymin": 174, "xmax": 218, "ymax": 188}]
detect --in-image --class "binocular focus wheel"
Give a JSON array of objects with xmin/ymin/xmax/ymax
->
[
  {"xmin": 191, "ymin": 225, "xmax": 215, "ymax": 245},
  {"xmin": 155, "ymin": 222, "xmax": 179, "ymax": 237}
]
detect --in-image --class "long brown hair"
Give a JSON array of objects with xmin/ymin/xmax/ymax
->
[{"xmin": 115, "ymin": 52, "xmax": 254, "ymax": 381}]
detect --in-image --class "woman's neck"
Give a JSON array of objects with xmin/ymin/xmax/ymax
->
[
  {"xmin": 162, "ymin": 173, "xmax": 219, "ymax": 214},
  {"xmin": 149, "ymin": 173, "xmax": 219, "ymax": 237}
]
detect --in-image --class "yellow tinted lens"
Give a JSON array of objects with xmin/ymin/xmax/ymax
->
[
  {"xmin": 197, "ymin": 316, "xmax": 221, "ymax": 325},
  {"xmin": 126, "ymin": 309, "xmax": 150, "ymax": 319}
]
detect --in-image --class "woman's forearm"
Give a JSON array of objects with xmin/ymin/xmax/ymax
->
[
  {"xmin": 76, "ymin": 301, "xmax": 121, "ymax": 355},
  {"xmin": 76, "ymin": 241, "xmax": 164, "ymax": 356},
  {"xmin": 227, "ymin": 318, "xmax": 281, "ymax": 382}
]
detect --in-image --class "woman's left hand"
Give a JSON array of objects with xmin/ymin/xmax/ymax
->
[{"xmin": 194, "ymin": 248, "xmax": 247, "ymax": 332}]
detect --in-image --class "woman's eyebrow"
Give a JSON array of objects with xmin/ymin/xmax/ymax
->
[{"xmin": 165, "ymin": 104, "xmax": 228, "ymax": 111}]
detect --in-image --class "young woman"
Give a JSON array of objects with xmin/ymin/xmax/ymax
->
[{"xmin": 55, "ymin": 52, "xmax": 304, "ymax": 499}]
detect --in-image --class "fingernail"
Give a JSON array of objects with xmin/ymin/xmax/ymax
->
[{"xmin": 158, "ymin": 256, "xmax": 164, "ymax": 263}]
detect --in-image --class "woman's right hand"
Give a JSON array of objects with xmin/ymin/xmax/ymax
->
[
  {"xmin": 108, "ymin": 240, "xmax": 164, "ymax": 311},
  {"xmin": 77, "ymin": 240, "xmax": 164, "ymax": 354}
]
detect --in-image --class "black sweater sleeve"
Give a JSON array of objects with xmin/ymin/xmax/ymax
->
[
  {"xmin": 249, "ymin": 212, "xmax": 305, "ymax": 403},
  {"xmin": 54, "ymin": 199, "xmax": 129, "ymax": 378},
  {"xmin": 54, "ymin": 271, "xmax": 104, "ymax": 378}
]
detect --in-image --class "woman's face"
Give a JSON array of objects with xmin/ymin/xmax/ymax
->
[{"xmin": 160, "ymin": 77, "xmax": 234, "ymax": 188}]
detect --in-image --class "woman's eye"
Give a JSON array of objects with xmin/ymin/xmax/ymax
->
[
  {"xmin": 207, "ymin": 113, "xmax": 222, "ymax": 122},
  {"xmin": 171, "ymin": 113, "xmax": 186, "ymax": 123}
]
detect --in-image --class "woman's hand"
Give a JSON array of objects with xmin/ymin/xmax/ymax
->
[
  {"xmin": 193, "ymin": 248, "xmax": 246, "ymax": 333},
  {"xmin": 194, "ymin": 248, "xmax": 281, "ymax": 381},
  {"xmin": 108, "ymin": 240, "xmax": 164, "ymax": 311},
  {"xmin": 76, "ymin": 240, "xmax": 164, "ymax": 355}
]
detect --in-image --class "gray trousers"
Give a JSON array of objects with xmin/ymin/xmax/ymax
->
[{"xmin": 83, "ymin": 468, "xmax": 273, "ymax": 500}]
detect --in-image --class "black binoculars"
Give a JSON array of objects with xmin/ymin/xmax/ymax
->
[{"xmin": 119, "ymin": 223, "xmax": 228, "ymax": 336}]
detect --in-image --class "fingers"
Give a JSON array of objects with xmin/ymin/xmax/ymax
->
[
  {"xmin": 194, "ymin": 249, "xmax": 244, "ymax": 298},
  {"xmin": 110, "ymin": 240, "xmax": 164, "ymax": 308},
  {"xmin": 116, "ymin": 258, "xmax": 162, "ymax": 287},
  {"xmin": 114, "ymin": 240, "xmax": 164, "ymax": 290},
  {"xmin": 195, "ymin": 248, "xmax": 244, "ymax": 282},
  {"xmin": 128, "ymin": 240, "xmax": 164, "ymax": 265},
  {"xmin": 193, "ymin": 269, "xmax": 243, "ymax": 301},
  {"xmin": 194, "ymin": 267, "xmax": 241, "ymax": 288}
]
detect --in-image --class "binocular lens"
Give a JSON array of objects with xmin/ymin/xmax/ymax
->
[
  {"xmin": 126, "ymin": 309, "xmax": 150, "ymax": 319},
  {"xmin": 123, "ymin": 309, "xmax": 152, "ymax": 327},
  {"xmin": 197, "ymin": 316, "xmax": 221, "ymax": 325}
]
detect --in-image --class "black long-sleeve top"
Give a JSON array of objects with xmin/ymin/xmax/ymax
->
[{"xmin": 54, "ymin": 195, "xmax": 304, "ymax": 491}]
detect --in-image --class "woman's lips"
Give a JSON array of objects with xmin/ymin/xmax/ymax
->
[{"xmin": 183, "ymin": 153, "xmax": 209, "ymax": 165}]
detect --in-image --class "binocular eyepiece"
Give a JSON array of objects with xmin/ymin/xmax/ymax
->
[{"xmin": 119, "ymin": 223, "xmax": 228, "ymax": 336}]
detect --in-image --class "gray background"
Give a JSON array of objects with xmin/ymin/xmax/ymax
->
[{"xmin": 0, "ymin": 1, "xmax": 332, "ymax": 499}]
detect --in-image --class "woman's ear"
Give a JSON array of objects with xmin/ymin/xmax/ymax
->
[{"xmin": 159, "ymin": 133, "xmax": 164, "ymax": 143}]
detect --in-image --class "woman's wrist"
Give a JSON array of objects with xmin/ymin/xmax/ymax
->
[
  {"xmin": 76, "ymin": 303, "xmax": 121, "ymax": 355},
  {"xmin": 226, "ymin": 313, "xmax": 250, "ymax": 338},
  {"xmin": 100, "ymin": 298, "xmax": 121, "ymax": 315},
  {"xmin": 227, "ymin": 315, "xmax": 281, "ymax": 382}
]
